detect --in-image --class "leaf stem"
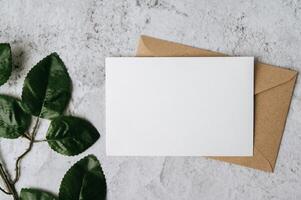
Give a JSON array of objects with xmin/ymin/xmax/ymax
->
[
  {"xmin": 0, "ymin": 163, "xmax": 18, "ymax": 199},
  {"xmin": 13, "ymin": 117, "xmax": 40, "ymax": 184},
  {"xmin": 0, "ymin": 117, "xmax": 41, "ymax": 199},
  {"xmin": 0, "ymin": 164, "xmax": 11, "ymax": 195},
  {"xmin": 0, "ymin": 186, "xmax": 11, "ymax": 195},
  {"xmin": 22, "ymin": 133, "xmax": 31, "ymax": 141}
]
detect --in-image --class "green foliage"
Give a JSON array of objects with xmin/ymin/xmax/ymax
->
[
  {"xmin": 21, "ymin": 53, "xmax": 72, "ymax": 119},
  {"xmin": 46, "ymin": 116, "xmax": 100, "ymax": 156},
  {"xmin": 0, "ymin": 43, "xmax": 12, "ymax": 86},
  {"xmin": 0, "ymin": 95, "xmax": 31, "ymax": 139},
  {"xmin": 59, "ymin": 155, "xmax": 106, "ymax": 200},
  {"xmin": 0, "ymin": 47, "xmax": 106, "ymax": 200},
  {"xmin": 20, "ymin": 189, "xmax": 57, "ymax": 200},
  {"xmin": 21, "ymin": 155, "xmax": 106, "ymax": 200}
]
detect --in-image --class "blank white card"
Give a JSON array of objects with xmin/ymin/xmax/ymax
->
[{"xmin": 106, "ymin": 57, "xmax": 254, "ymax": 156}]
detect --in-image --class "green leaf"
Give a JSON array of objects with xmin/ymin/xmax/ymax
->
[
  {"xmin": 0, "ymin": 95, "xmax": 31, "ymax": 139},
  {"xmin": 46, "ymin": 116, "xmax": 100, "ymax": 156},
  {"xmin": 59, "ymin": 155, "xmax": 106, "ymax": 200},
  {"xmin": 0, "ymin": 43, "xmax": 12, "ymax": 86},
  {"xmin": 21, "ymin": 53, "xmax": 71, "ymax": 119},
  {"xmin": 20, "ymin": 188, "xmax": 57, "ymax": 200}
]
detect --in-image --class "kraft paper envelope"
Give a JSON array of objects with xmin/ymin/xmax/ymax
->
[{"xmin": 136, "ymin": 35, "xmax": 298, "ymax": 172}]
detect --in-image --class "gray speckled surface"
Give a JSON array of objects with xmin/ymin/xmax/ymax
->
[{"xmin": 0, "ymin": 0, "xmax": 301, "ymax": 199}]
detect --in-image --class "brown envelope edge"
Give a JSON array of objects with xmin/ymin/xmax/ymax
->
[{"xmin": 136, "ymin": 35, "xmax": 298, "ymax": 172}]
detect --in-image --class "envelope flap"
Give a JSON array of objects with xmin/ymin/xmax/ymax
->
[
  {"xmin": 138, "ymin": 35, "xmax": 298, "ymax": 95},
  {"xmin": 255, "ymin": 63, "xmax": 297, "ymax": 94},
  {"xmin": 138, "ymin": 35, "xmax": 223, "ymax": 57}
]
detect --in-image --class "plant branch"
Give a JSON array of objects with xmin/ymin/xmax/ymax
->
[
  {"xmin": 0, "ymin": 164, "xmax": 11, "ymax": 195},
  {"xmin": 13, "ymin": 117, "xmax": 40, "ymax": 184},
  {"xmin": 24, "ymin": 135, "xmax": 48, "ymax": 143},
  {"xmin": 22, "ymin": 133, "xmax": 31, "ymax": 141},
  {"xmin": 0, "ymin": 163, "xmax": 18, "ymax": 199},
  {"xmin": 0, "ymin": 186, "xmax": 11, "ymax": 195},
  {"xmin": 0, "ymin": 117, "xmax": 41, "ymax": 199}
]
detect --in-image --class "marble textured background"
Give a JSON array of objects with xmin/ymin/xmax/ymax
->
[{"xmin": 0, "ymin": 0, "xmax": 301, "ymax": 199}]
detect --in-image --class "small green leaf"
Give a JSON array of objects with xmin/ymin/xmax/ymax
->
[
  {"xmin": 0, "ymin": 43, "xmax": 12, "ymax": 86},
  {"xmin": 20, "ymin": 188, "xmax": 57, "ymax": 200},
  {"xmin": 46, "ymin": 116, "xmax": 100, "ymax": 156},
  {"xmin": 21, "ymin": 53, "xmax": 71, "ymax": 119},
  {"xmin": 59, "ymin": 155, "xmax": 106, "ymax": 200},
  {"xmin": 0, "ymin": 95, "xmax": 31, "ymax": 139}
]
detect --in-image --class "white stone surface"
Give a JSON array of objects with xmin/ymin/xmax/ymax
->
[{"xmin": 0, "ymin": 0, "xmax": 301, "ymax": 199}]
